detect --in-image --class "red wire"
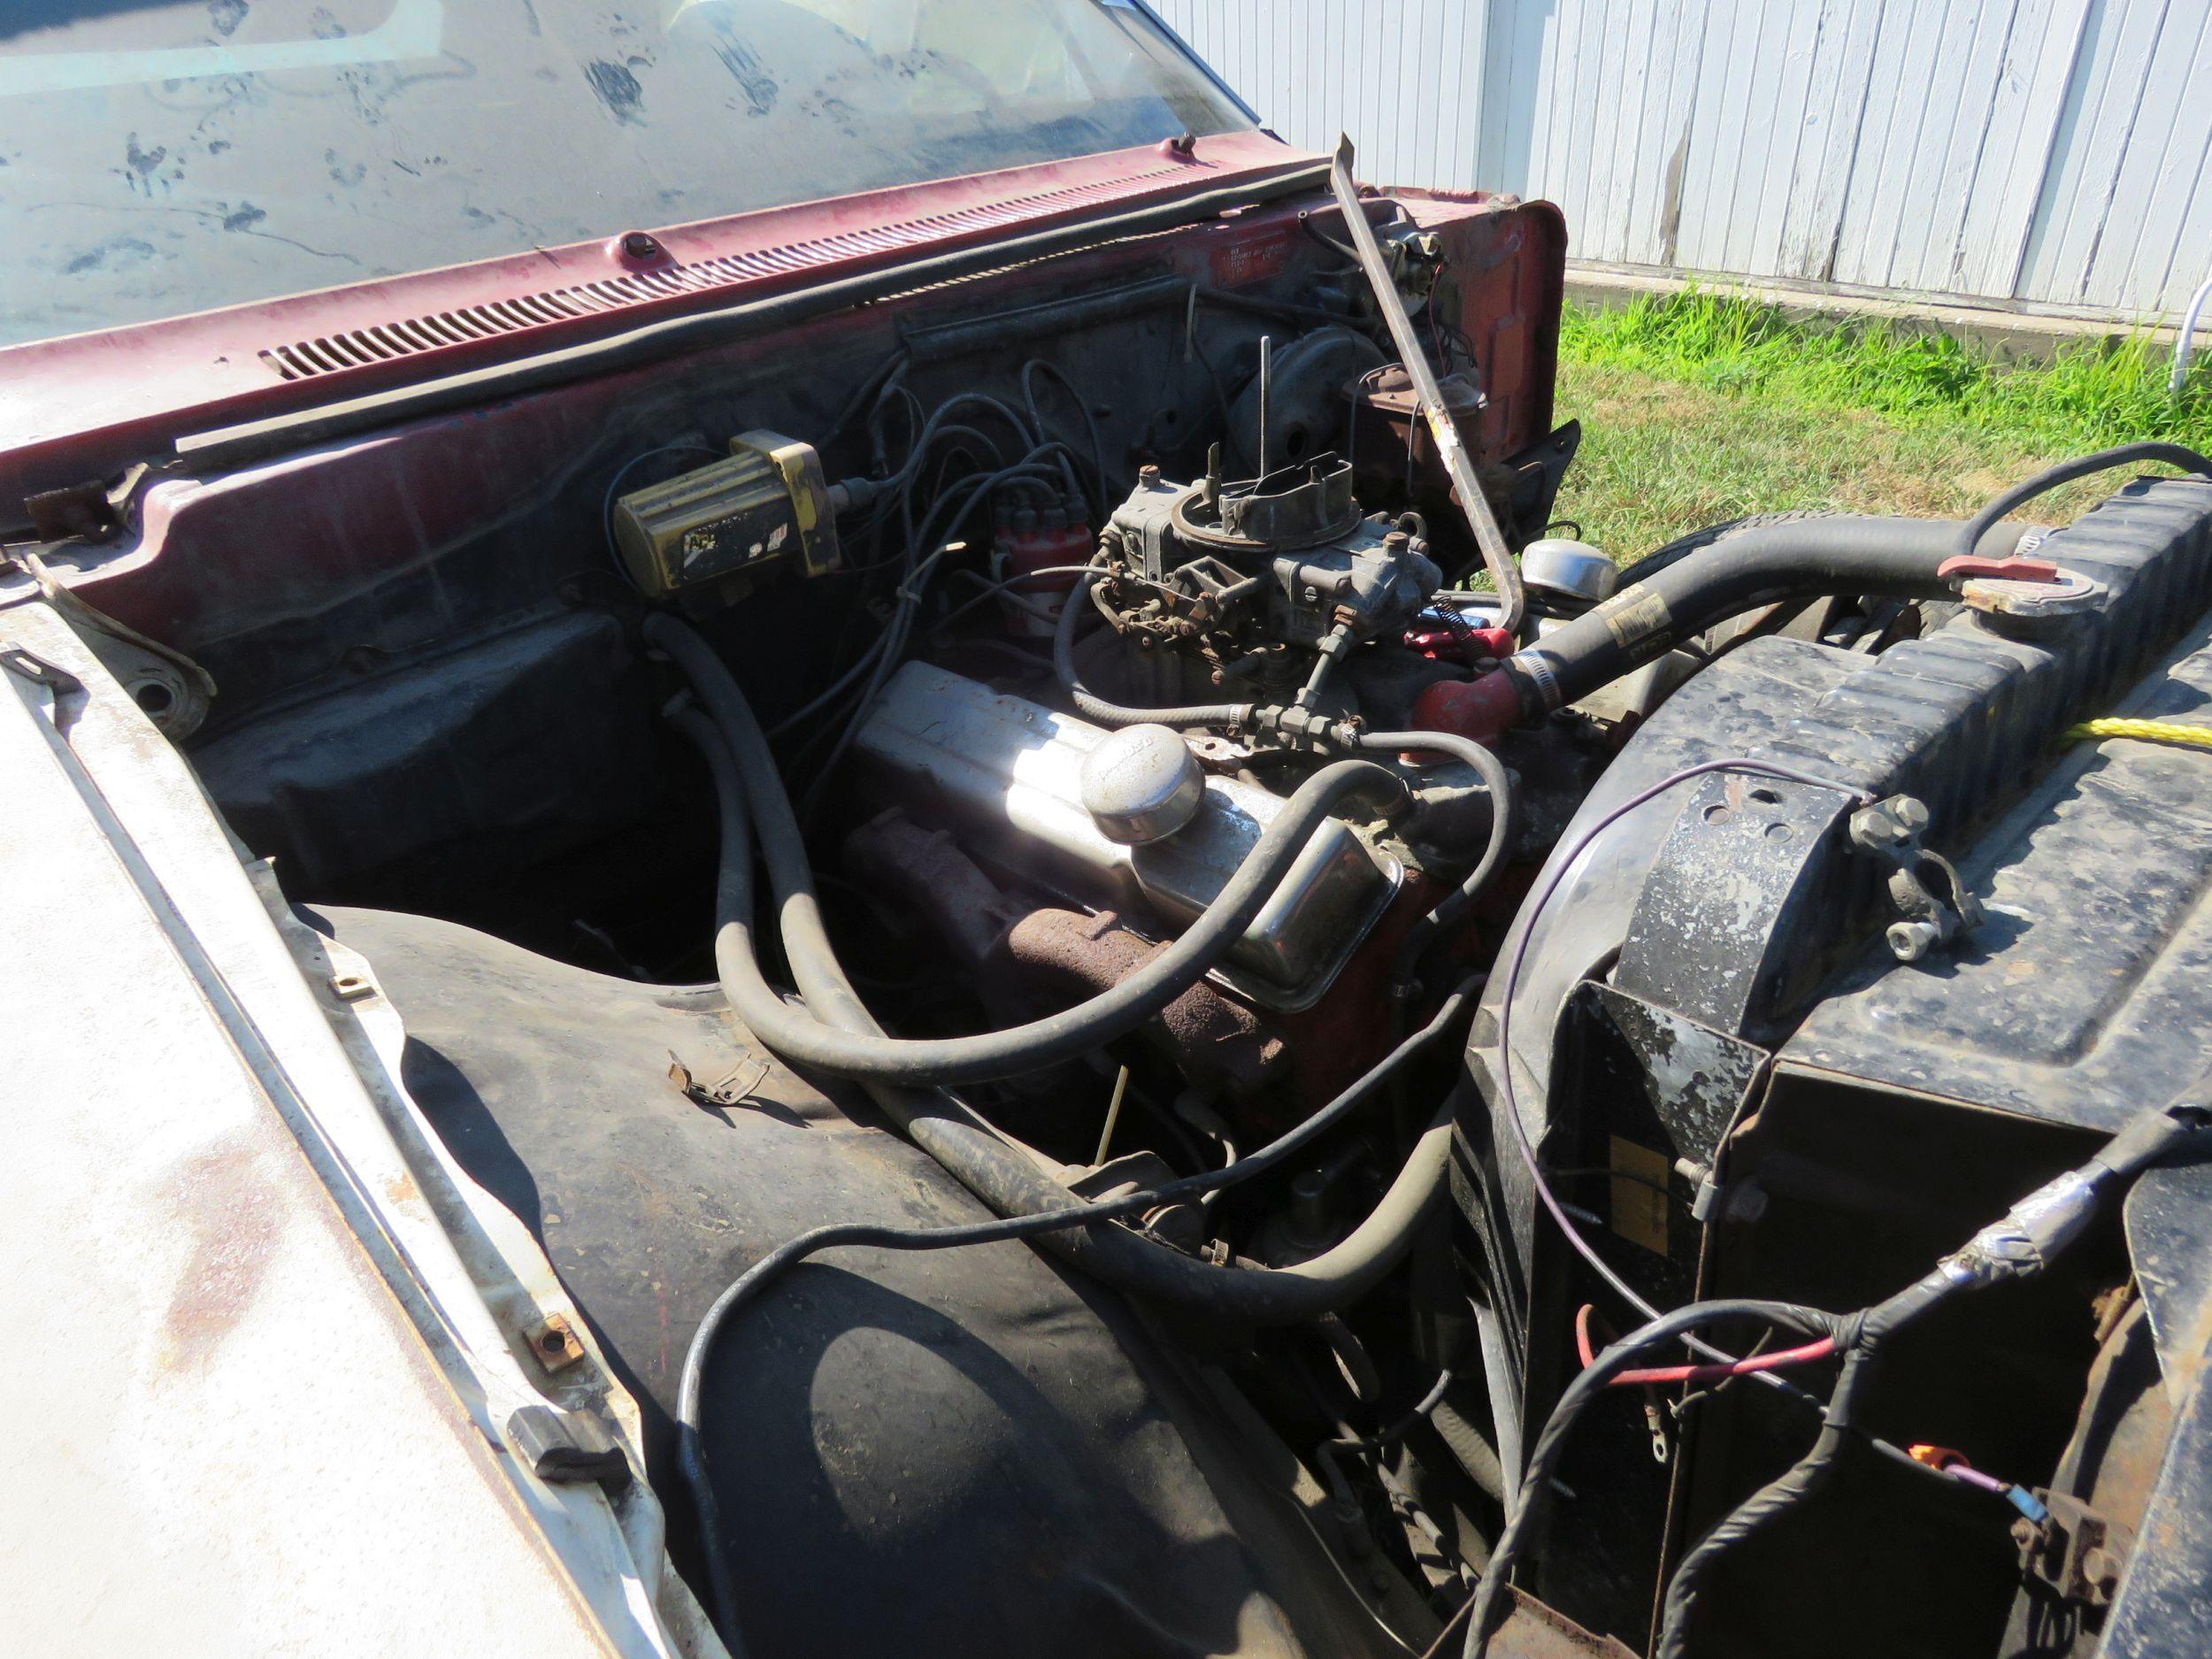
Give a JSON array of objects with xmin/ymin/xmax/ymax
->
[
  {"xmin": 1612, "ymin": 1338, "xmax": 1839, "ymax": 1387},
  {"xmin": 1575, "ymin": 1302, "xmax": 1838, "ymax": 1387}
]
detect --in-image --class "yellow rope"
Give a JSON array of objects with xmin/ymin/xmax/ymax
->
[{"xmin": 2069, "ymin": 718, "xmax": 2212, "ymax": 749}]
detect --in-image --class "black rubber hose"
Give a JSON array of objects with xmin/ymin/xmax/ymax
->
[
  {"xmin": 1054, "ymin": 567, "xmax": 1259, "ymax": 729},
  {"xmin": 659, "ymin": 639, "xmax": 1473, "ymax": 1300},
  {"xmin": 764, "ymin": 751, "xmax": 1390, "ymax": 1076},
  {"xmin": 1954, "ymin": 441, "xmax": 2212, "ymax": 558},
  {"xmin": 1488, "ymin": 515, "xmax": 2027, "ymax": 724},
  {"xmin": 1359, "ymin": 728, "xmax": 1517, "ymax": 997},
  {"xmin": 648, "ymin": 612, "xmax": 1400, "ymax": 1085},
  {"xmin": 676, "ymin": 697, "xmax": 1486, "ymax": 1314},
  {"xmin": 657, "ymin": 617, "xmax": 1480, "ymax": 1314},
  {"xmin": 671, "ymin": 927, "xmax": 1482, "ymax": 1648}
]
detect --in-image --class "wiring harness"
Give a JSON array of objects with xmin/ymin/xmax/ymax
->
[{"xmin": 1463, "ymin": 1091, "xmax": 2209, "ymax": 1658}]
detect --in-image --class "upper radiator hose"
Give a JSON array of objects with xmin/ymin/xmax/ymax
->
[{"xmin": 1413, "ymin": 515, "xmax": 2031, "ymax": 742}]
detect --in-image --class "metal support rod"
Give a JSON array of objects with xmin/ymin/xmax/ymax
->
[
  {"xmin": 1257, "ymin": 333, "xmax": 1273, "ymax": 477},
  {"xmin": 1328, "ymin": 134, "xmax": 1526, "ymax": 634},
  {"xmin": 2173, "ymin": 269, "xmax": 2212, "ymax": 396},
  {"xmin": 1473, "ymin": 1299, "xmax": 1524, "ymax": 1508}
]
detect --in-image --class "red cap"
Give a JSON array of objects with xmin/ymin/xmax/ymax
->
[{"xmin": 1936, "ymin": 555, "xmax": 2062, "ymax": 585}]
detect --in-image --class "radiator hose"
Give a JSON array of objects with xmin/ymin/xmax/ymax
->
[{"xmin": 1415, "ymin": 514, "xmax": 2038, "ymax": 741}]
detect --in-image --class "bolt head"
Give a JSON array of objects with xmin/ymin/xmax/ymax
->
[
  {"xmin": 1724, "ymin": 1181, "xmax": 1770, "ymax": 1224},
  {"xmin": 1851, "ymin": 806, "xmax": 1903, "ymax": 846},
  {"xmin": 1888, "ymin": 918, "xmax": 1942, "ymax": 961}
]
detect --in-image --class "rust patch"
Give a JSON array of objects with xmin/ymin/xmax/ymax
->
[
  {"xmin": 157, "ymin": 1133, "xmax": 281, "ymax": 1375},
  {"xmin": 527, "ymin": 1311, "xmax": 587, "ymax": 1374}
]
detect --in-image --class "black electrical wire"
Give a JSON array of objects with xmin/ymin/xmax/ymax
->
[
  {"xmin": 1652, "ymin": 1342, "xmax": 1882, "ymax": 1659},
  {"xmin": 881, "ymin": 392, "xmax": 1041, "ymax": 488},
  {"xmin": 1649, "ymin": 1092, "xmax": 2211, "ymax": 1659},
  {"xmin": 1462, "ymin": 753, "xmax": 1997, "ymax": 1545},
  {"xmin": 825, "ymin": 348, "xmax": 909, "ymax": 449},
  {"xmin": 600, "ymin": 442, "xmax": 719, "ymax": 588},
  {"xmin": 1461, "ymin": 1298, "xmax": 1844, "ymax": 1657},
  {"xmin": 1021, "ymin": 357, "xmax": 1111, "ymax": 505},
  {"xmin": 777, "ymin": 406, "xmax": 1087, "ymax": 753},
  {"xmin": 932, "ymin": 561, "xmax": 1097, "ymax": 634},
  {"xmin": 1466, "ymin": 1087, "xmax": 2210, "ymax": 1656},
  {"xmin": 1954, "ymin": 441, "xmax": 2212, "ymax": 560},
  {"xmin": 776, "ymin": 396, "xmax": 1037, "ymax": 736},
  {"xmin": 1316, "ymin": 1365, "xmax": 1459, "ymax": 1513},
  {"xmin": 1488, "ymin": 760, "xmax": 1873, "ymax": 1337},
  {"xmin": 795, "ymin": 436, "xmax": 1141, "ymax": 802}
]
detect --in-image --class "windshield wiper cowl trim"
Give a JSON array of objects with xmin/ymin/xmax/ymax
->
[{"xmin": 177, "ymin": 157, "xmax": 1330, "ymax": 472}]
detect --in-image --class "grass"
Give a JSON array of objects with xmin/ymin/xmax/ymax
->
[{"xmin": 1549, "ymin": 290, "xmax": 2212, "ymax": 558}]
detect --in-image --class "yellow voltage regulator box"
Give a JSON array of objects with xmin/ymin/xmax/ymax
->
[{"xmin": 611, "ymin": 431, "xmax": 841, "ymax": 598}]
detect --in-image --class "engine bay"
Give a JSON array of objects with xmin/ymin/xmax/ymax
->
[{"xmin": 29, "ymin": 174, "xmax": 2212, "ymax": 1659}]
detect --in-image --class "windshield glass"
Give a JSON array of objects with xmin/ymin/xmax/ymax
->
[{"xmin": 0, "ymin": 0, "xmax": 1249, "ymax": 348}]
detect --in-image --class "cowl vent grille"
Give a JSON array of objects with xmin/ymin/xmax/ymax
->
[{"xmin": 258, "ymin": 165, "xmax": 1189, "ymax": 380}]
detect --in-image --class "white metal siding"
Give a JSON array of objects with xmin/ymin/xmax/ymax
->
[{"xmin": 1152, "ymin": 0, "xmax": 2212, "ymax": 319}]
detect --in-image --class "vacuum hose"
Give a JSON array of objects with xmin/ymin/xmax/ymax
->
[
  {"xmin": 1053, "ymin": 566, "xmax": 1260, "ymax": 729},
  {"xmin": 649, "ymin": 612, "xmax": 1471, "ymax": 1325},
  {"xmin": 657, "ymin": 612, "xmax": 1400, "ymax": 1086}
]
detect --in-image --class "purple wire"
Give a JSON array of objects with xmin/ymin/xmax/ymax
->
[
  {"xmin": 1490, "ymin": 759, "xmax": 1873, "ymax": 1374},
  {"xmin": 1943, "ymin": 1463, "xmax": 2011, "ymax": 1497}
]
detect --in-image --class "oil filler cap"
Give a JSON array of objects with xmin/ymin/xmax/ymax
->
[{"xmin": 1081, "ymin": 725, "xmax": 1205, "ymax": 845}]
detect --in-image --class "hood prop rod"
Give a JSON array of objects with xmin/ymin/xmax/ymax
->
[{"xmin": 1327, "ymin": 134, "xmax": 1525, "ymax": 635}]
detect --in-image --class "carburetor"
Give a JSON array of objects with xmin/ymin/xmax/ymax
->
[{"xmin": 1094, "ymin": 452, "xmax": 1442, "ymax": 698}]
